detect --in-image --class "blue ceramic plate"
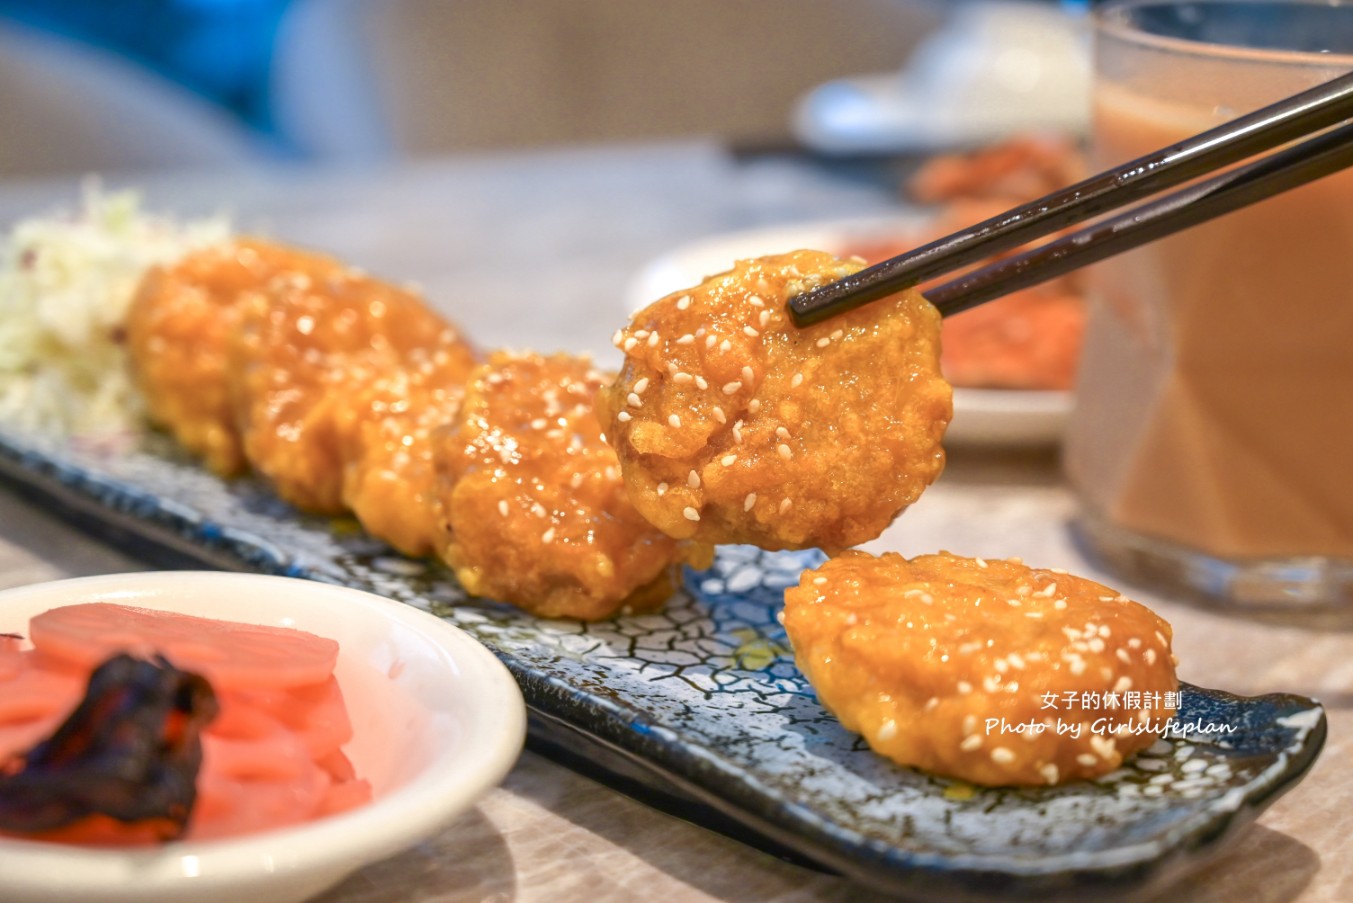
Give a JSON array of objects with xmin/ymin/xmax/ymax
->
[{"xmin": 0, "ymin": 428, "xmax": 1326, "ymax": 901}]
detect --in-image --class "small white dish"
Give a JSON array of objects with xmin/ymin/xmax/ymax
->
[
  {"xmin": 0, "ymin": 571, "xmax": 526, "ymax": 903},
  {"xmin": 625, "ymin": 216, "xmax": 1074, "ymax": 446}
]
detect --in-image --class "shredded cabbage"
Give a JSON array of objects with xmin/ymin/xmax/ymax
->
[{"xmin": 0, "ymin": 184, "xmax": 230, "ymax": 436}]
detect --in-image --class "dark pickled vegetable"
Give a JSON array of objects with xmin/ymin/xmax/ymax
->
[{"xmin": 0, "ymin": 654, "xmax": 217, "ymax": 839}]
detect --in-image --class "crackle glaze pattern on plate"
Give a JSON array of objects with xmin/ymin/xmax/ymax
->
[{"xmin": 0, "ymin": 428, "xmax": 1327, "ymax": 900}]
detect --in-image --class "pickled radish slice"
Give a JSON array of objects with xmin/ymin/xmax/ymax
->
[
  {"xmin": 28, "ymin": 603, "xmax": 339, "ymax": 689},
  {"xmin": 2, "ymin": 603, "xmax": 371, "ymax": 845},
  {"xmin": 219, "ymin": 677, "xmax": 352, "ymax": 759}
]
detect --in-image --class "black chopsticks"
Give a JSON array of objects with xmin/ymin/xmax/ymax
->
[{"xmin": 787, "ymin": 70, "xmax": 1353, "ymax": 327}]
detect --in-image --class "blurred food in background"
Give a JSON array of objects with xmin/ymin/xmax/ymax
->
[{"xmin": 843, "ymin": 135, "xmax": 1088, "ymax": 391}]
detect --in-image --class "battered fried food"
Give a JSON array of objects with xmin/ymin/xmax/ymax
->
[
  {"xmin": 598, "ymin": 250, "xmax": 951, "ymax": 552},
  {"xmin": 230, "ymin": 266, "xmax": 475, "ymax": 513},
  {"xmin": 783, "ymin": 551, "xmax": 1179, "ymax": 787},
  {"xmin": 331, "ymin": 360, "xmax": 467, "ymax": 557},
  {"xmin": 126, "ymin": 240, "xmax": 340, "ymax": 475},
  {"xmin": 434, "ymin": 351, "xmax": 696, "ymax": 620}
]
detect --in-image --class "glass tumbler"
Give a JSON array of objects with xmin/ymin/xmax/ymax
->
[{"xmin": 1066, "ymin": 0, "xmax": 1353, "ymax": 613}]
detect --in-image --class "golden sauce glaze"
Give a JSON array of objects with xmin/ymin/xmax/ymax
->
[
  {"xmin": 599, "ymin": 250, "xmax": 952, "ymax": 552},
  {"xmin": 126, "ymin": 240, "xmax": 342, "ymax": 475},
  {"xmin": 228, "ymin": 259, "xmax": 475, "ymax": 514},
  {"xmin": 434, "ymin": 351, "xmax": 704, "ymax": 620},
  {"xmin": 783, "ymin": 551, "xmax": 1179, "ymax": 786}
]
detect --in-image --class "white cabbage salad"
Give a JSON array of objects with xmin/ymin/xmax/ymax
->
[{"xmin": 0, "ymin": 185, "xmax": 230, "ymax": 435}]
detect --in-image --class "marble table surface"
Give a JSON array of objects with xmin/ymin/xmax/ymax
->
[{"xmin": 0, "ymin": 144, "xmax": 1348, "ymax": 902}]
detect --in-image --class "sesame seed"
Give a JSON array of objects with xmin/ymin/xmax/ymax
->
[
  {"xmin": 1144, "ymin": 649, "xmax": 1157, "ymax": 665},
  {"xmin": 676, "ymin": 333, "xmax": 695, "ymax": 345},
  {"xmin": 531, "ymin": 502, "xmax": 546, "ymax": 518},
  {"xmin": 656, "ymin": 482, "xmax": 668, "ymax": 495},
  {"xmin": 541, "ymin": 527, "xmax": 556, "ymax": 544},
  {"xmin": 1039, "ymin": 582, "xmax": 1058, "ymax": 597},
  {"xmin": 962, "ymin": 715, "xmax": 977, "ymax": 735},
  {"xmin": 748, "ymin": 294, "xmax": 765, "ymax": 307},
  {"xmin": 1050, "ymin": 567, "xmax": 1069, "ymax": 574},
  {"xmin": 1054, "ymin": 599, "xmax": 1067, "ymax": 610},
  {"xmin": 721, "ymin": 454, "xmax": 737, "ymax": 466},
  {"xmin": 611, "ymin": 329, "xmax": 624, "ymax": 346},
  {"xmin": 830, "ymin": 329, "xmax": 843, "ymax": 341},
  {"xmin": 634, "ymin": 330, "xmax": 649, "ymax": 339},
  {"xmin": 720, "ymin": 339, "xmax": 732, "ymax": 353},
  {"xmin": 722, "ymin": 381, "xmax": 742, "ymax": 395},
  {"xmin": 777, "ymin": 444, "xmax": 792, "ymax": 460},
  {"xmin": 687, "ymin": 470, "xmax": 700, "ymax": 488},
  {"xmin": 741, "ymin": 366, "xmax": 754, "ymax": 383},
  {"xmin": 960, "ymin": 735, "xmax": 983, "ymax": 751},
  {"xmin": 676, "ymin": 295, "xmax": 691, "ymax": 310},
  {"xmin": 732, "ymin": 421, "xmax": 744, "ymax": 443},
  {"xmin": 748, "ymin": 399, "xmax": 761, "ymax": 413},
  {"xmin": 570, "ymin": 472, "xmax": 583, "ymax": 489},
  {"xmin": 744, "ymin": 326, "xmax": 760, "ymax": 338},
  {"xmin": 816, "ymin": 337, "xmax": 830, "ymax": 348},
  {"xmin": 759, "ymin": 309, "xmax": 770, "ymax": 328},
  {"xmin": 780, "ymin": 498, "xmax": 792, "ymax": 514},
  {"xmin": 976, "ymin": 557, "xmax": 988, "ymax": 568},
  {"xmin": 669, "ymin": 414, "xmax": 682, "ymax": 428},
  {"xmin": 791, "ymin": 373, "xmax": 804, "ymax": 388},
  {"xmin": 712, "ymin": 406, "xmax": 726, "ymax": 423},
  {"xmin": 957, "ymin": 681, "xmax": 973, "ymax": 694},
  {"xmin": 623, "ymin": 337, "xmax": 638, "ymax": 351},
  {"xmin": 531, "ymin": 417, "xmax": 548, "ymax": 429},
  {"xmin": 1069, "ymin": 659, "xmax": 1086, "ymax": 675},
  {"xmin": 990, "ymin": 747, "xmax": 1016, "ymax": 764},
  {"xmin": 1116, "ymin": 649, "xmax": 1132, "ymax": 664},
  {"xmin": 775, "ymin": 426, "xmax": 790, "ymax": 439},
  {"xmin": 498, "ymin": 500, "xmax": 509, "ymax": 517},
  {"xmin": 1040, "ymin": 763, "xmax": 1060, "ymax": 785},
  {"xmin": 634, "ymin": 377, "xmax": 650, "ymax": 394},
  {"xmin": 812, "ymin": 576, "xmax": 828, "ymax": 585},
  {"xmin": 648, "ymin": 332, "xmax": 660, "ymax": 347},
  {"xmin": 673, "ymin": 372, "xmax": 693, "ymax": 384},
  {"xmin": 924, "ymin": 697, "xmax": 939, "ymax": 711},
  {"xmin": 706, "ymin": 335, "xmax": 717, "ymax": 349},
  {"xmin": 877, "ymin": 720, "xmax": 898, "ymax": 741},
  {"xmin": 1113, "ymin": 676, "xmax": 1133, "ymax": 693},
  {"xmin": 627, "ymin": 392, "xmax": 642, "ymax": 408},
  {"xmin": 683, "ymin": 507, "xmax": 701, "ymax": 522},
  {"xmin": 1076, "ymin": 753, "xmax": 1099, "ymax": 767},
  {"xmin": 695, "ymin": 376, "xmax": 708, "ymax": 390},
  {"xmin": 744, "ymin": 492, "xmax": 757, "ymax": 511},
  {"xmin": 617, "ymin": 411, "xmax": 632, "ymax": 422},
  {"xmin": 1091, "ymin": 735, "xmax": 1117, "ymax": 760}
]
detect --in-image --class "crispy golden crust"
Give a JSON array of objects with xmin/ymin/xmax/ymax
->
[
  {"xmin": 599, "ymin": 250, "xmax": 951, "ymax": 552},
  {"xmin": 126, "ymin": 240, "xmax": 340, "ymax": 475},
  {"xmin": 229, "ymin": 264, "xmax": 475, "ymax": 514},
  {"xmin": 433, "ymin": 351, "xmax": 699, "ymax": 620},
  {"xmin": 331, "ymin": 361, "xmax": 468, "ymax": 557},
  {"xmin": 783, "ymin": 551, "xmax": 1179, "ymax": 787}
]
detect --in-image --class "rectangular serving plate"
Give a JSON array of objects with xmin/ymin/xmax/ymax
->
[{"xmin": 0, "ymin": 428, "xmax": 1326, "ymax": 901}]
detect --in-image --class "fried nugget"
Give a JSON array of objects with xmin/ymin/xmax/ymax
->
[
  {"xmin": 126, "ymin": 240, "xmax": 340, "ymax": 475},
  {"xmin": 783, "ymin": 551, "xmax": 1179, "ymax": 787},
  {"xmin": 599, "ymin": 250, "xmax": 951, "ymax": 552},
  {"xmin": 433, "ymin": 351, "xmax": 696, "ymax": 620},
  {"xmin": 230, "ymin": 266, "xmax": 475, "ymax": 514},
  {"xmin": 331, "ymin": 360, "xmax": 467, "ymax": 557}
]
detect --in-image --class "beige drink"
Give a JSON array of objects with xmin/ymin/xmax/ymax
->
[{"xmin": 1066, "ymin": 1, "xmax": 1353, "ymax": 604}]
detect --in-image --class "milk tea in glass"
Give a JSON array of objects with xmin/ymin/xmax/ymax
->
[{"xmin": 1066, "ymin": 0, "xmax": 1353, "ymax": 611}]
